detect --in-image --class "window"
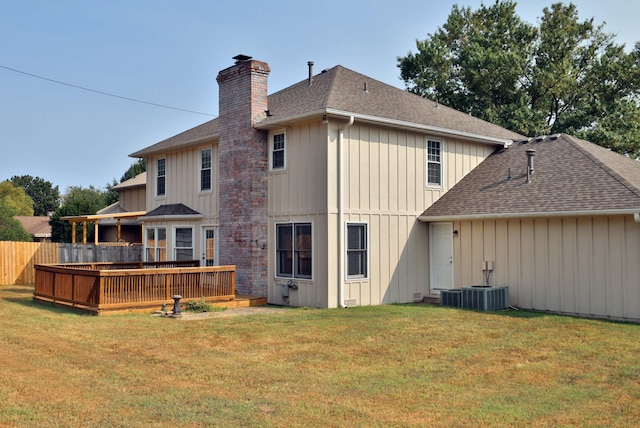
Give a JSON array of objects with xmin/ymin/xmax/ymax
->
[
  {"xmin": 200, "ymin": 148, "xmax": 212, "ymax": 191},
  {"xmin": 271, "ymin": 132, "xmax": 285, "ymax": 170},
  {"xmin": 426, "ymin": 139, "xmax": 442, "ymax": 186},
  {"xmin": 174, "ymin": 227, "xmax": 194, "ymax": 261},
  {"xmin": 347, "ymin": 224, "xmax": 367, "ymax": 278},
  {"xmin": 276, "ymin": 222, "xmax": 312, "ymax": 279},
  {"xmin": 157, "ymin": 158, "xmax": 166, "ymax": 196},
  {"xmin": 145, "ymin": 227, "xmax": 166, "ymax": 262}
]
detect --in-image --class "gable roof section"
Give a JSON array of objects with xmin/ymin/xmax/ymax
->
[
  {"xmin": 130, "ymin": 64, "xmax": 523, "ymax": 158},
  {"xmin": 130, "ymin": 118, "xmax": 219, "ymax": 158},
  {"xmin": 419, "ymin": 134, "xmax": 640, "ymax": 221},
  {"xmin": 260, "ymin": 66, "xmax": 523, "ymax": 143},
  {"xmin": 112, "ymin": 171, "xmax": 147, "ymax": 190}
]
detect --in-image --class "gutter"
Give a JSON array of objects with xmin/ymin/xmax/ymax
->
[
  {"xmin": 418, "ymin": 208, "xmax": 640, "ymax": 222},
  {"xmin": 338, "ymin": 116, "xmax": 354, "ymax": 308},
  {"xmin": 256, "ymin": 108, "xmax": 516, "ymax": 147}
]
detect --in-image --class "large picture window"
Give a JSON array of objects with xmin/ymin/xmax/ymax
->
[
  {"xmin": 145, "ymin": 227, "xmax": 166, "ymax": 262},
  {"xmin": 347, "ymin": 223, "xmax": 367, "ymax": 278},
  {"xmin": 200, "ymin": 148, "xmax": 212, "ymax": 191},
  {"xmin": 276, "ymin": 222, "xmax": 312, "ymax": 279},
  {"xmin": 426, "ymin": 139, "xmax": 442, "ymax": 186},
  {"xmin": 157, "ymin": 158, "xmax": 166, "ymax": 196},
  {"xmin": 174, "ymin": 227, "xmax": 194, "ymax": 261},
  {"xmin": 271, "ymin": 132, "xmax": 286, "ymax": 170}
]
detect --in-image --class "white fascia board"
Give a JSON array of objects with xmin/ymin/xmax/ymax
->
[
  {"xmin": 256, "ymin": 108, "xmax": 513, "ymax": 146},
  {"xmin": 418, "ymin": 209, "xmax": 640, "ymax": 222}
]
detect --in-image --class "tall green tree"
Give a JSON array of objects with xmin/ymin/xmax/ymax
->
[
  {"xmin": 10, "ymin": 175, "xmax": 61, "ymax": 216},
  {"xmin": 0, "ymin": 203, "xmax": 32, "ymax": 241},
  {"xmin": 0, "ymin": 181, "xmax": 34, "ymax": 216},
  {"xmin": 49, "ymin": 186, "xmax": 112, "ymax": 243},
  {"xmin": 398, "ymin": 1, "xmax": 640, "ymax": 157},
  {"xmin": 120, "ymin": 159, "xmax": 146, "ymax": 183}
]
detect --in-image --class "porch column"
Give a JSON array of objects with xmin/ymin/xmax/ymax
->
[
  {"xmin": 82, "ymin": 221, "xmax": 87, "ymax": 244},
  {"xmin": 71, "ymin": 221, "xmax": 77, "ymax": 243},
  {"xmin": 94, "ymin": 222, "xmax": 99, "ymax": 245}
]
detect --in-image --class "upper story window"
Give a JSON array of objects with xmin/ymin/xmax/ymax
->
[
  {"xmin": 200, "ymin": 148, "xmax": 212, "ymax": 191},
  {"xmin": 276, "ymin": 222, "xmax": 312, "ymax": 279},
  {"xmin": 426, "ymin": 139, "xmax": 443, "ymax": 187},
  {"xmin": 270, "ymin": 132, "xmax": 286, "ymax": 171},
  {"xmin": 156, "ymin": 158, "xmax": 166, "ymax": 196}
]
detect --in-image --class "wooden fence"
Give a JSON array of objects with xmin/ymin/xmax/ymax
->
[
  {"xmin": 0, "ymin": 242, "xmax": 59, "ymax": 285},
  {"xmin": 0, "ymin": 242, "xmax": 143, "ymax": 285},
  {"xmin": 34, "ymin": 261, "xmax": 235, "ymax": 314}
]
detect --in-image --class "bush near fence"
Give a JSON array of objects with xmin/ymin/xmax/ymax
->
[{"xmin": 0, "ymin": 242, "xmax": 143, "ymax": 285}]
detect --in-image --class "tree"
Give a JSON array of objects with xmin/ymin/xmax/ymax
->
[
  {"xmin": 10, "ymin": 175, "xmax": 61, "ymax": 216},
  {"xmin": 49, "ymin": 186, "xmax": 112, "ymax": 242},
  {"xmin": 0, "ymin": 203, "xmax": 32, "ymax": 241},
  {"xmin": 120, "ymin": 159, "xmax": 146, "ymax": 183},
  {"xmin": 398, "ymin": 1, "xmax": 640, "ymax": 157},
  {"xmin": 0, "ymin": 181, "xmax": 34, "ymax": 216}
]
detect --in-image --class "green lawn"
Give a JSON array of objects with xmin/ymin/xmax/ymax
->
[{"xmin": 1, "ymin": 284, "xmax": 638, "ymax": 427}]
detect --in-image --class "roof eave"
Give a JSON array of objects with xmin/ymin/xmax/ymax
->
[
  {"xmin": 418, "ymin": 208, "xmax": 640, "ymax": 222},
  {"xmin": 256, "ymin": 108, "xmax": 513, "ymax": 146},
  {"xmin": 129, "ymin": 134, "xmax": 219, "ymax": 158},
  {"xmin": 138, "ymin": 214, "xmax": 204, "ymax": 221}
]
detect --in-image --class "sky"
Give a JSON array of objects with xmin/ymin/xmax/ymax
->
[{"xmin": 1, "ymin": 0, "xmax": 638, "ymax": 194}]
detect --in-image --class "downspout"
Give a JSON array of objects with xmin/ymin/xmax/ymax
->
[{"xmin": 338, "ymin": 116, "xmax": 354, "ymax": 308}]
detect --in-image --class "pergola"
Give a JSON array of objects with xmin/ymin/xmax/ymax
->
[{"xmin": 61, "ymin": 211, "xmax": 146, "ymax": 244}]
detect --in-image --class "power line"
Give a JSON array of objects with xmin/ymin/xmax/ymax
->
[{"xmin": 0, "ymin": 64, "xmax": 215, "ymax": 117}]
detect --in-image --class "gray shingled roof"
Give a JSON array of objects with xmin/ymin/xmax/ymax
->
[
  {"xmin": 419, "ymin": 134, "xmax": 640, "ymax": 220},
  {"xmin": 141, "ymin": 203, "xmax": 202, "ymax": 219},
  {"xmin": 130, "ymin": 64, "xmax": 523, "ymax": 158},
  {"xmin": 112, "ymin": 171, "xmax": 147, "ymax": 190}
]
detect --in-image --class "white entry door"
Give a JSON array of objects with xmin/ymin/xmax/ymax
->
[
  {"xmin": 201, "ymin": 226, "xmax": 217, "ymax": 267},
  {"xmin": 429, "ymin": 222, "xmax": 454, "ymax": 293}
]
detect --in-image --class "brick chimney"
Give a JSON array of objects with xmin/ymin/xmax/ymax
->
[{"xmin": 216, "ymin": 55, "xmax": 270, "ymax": 296}]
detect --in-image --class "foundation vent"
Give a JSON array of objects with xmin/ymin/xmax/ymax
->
[{"xmin": 344, "ymin": 298, "xmax": 357, "ymax": 307}]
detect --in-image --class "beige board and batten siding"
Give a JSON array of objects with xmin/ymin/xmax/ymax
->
[
  {"xmin": 119, "ymin": 186, "xmax": 146, "ymax": 212},
  {"xmin": 146, "ymin": 144, "xmax": 218, "ymax": 223},
  {"xmin": 267, "ymin": 122, "xmax": 330, "ymax": 307},
  {"xmin": 336, "ymin": 122, "xmax": 495, "ymax": 307},
  {"xmin": 453, "ymin": 215, "xmax": 640, "ymax": 321}
]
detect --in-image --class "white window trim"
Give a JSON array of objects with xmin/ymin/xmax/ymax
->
[
  {"xmin": 274, "ymin": 221, "xmax": 313, "ymax": 280},
  {"xmin": 199, "ymin": 147, "xmax": 213, "ymax": 193},
  {"xmin": 345, "ymin": 222, "xmax": 369, "ymax": 280},
  {"xmin": 173, "ymin": 225, "xmax": 194, "ymax": 261},
  {"xmin": 426, "ymin": 138, "xmax": 445, "ymax": 188},
  {"xmin": 269, "ymin": 130, "xmax": 287, "ymax": 172},
  {"xmin": 156, "ymin": 157, "xmax": 167, "ymax": 198}
]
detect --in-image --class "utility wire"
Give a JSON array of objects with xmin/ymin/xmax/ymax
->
[{"xmin": 0, "ymin": 64, "xmax": 215, "ymax": 117}]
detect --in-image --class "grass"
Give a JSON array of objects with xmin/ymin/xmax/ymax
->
[{"xmin": 1, "ymin": 285, "xmax": 639, "ymax": 427}]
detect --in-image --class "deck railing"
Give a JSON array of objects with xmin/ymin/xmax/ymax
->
[{"xmin": 34, "ymin": 261, "xmax": 235, "ymax": 313}]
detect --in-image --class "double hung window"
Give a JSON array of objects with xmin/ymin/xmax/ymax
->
[
  {"xmin": 271, "ymin": 132, "xmax": 286, "ymax": 170},
  {"xmin": 200, "ymin": 148, "xmax": 212, "ymax": 191},
  {"xmin": 157, "ymin": 158, "xmax": 166, "ymax": 196},
  {"xmin": 426, "ymin": 139, "xmax": 442, "ymax": 186},
  {"xmin": 174, "ymin": 227, "xmax": 194, "ymax": 261},
  {"xmin": 346, "ymin": 224, "xmax": 368, "ymax": 278}
]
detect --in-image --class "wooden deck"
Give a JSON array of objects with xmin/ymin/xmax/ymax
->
[{"xmin": 33, "ymin": 261, "xmax": 266, "ymax": 315}]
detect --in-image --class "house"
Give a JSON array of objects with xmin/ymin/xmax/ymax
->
[
  {"xmin": 14, "ymin": 216, "xmax": 52, "ymax": 242},
  {"xmin": 419, "ymin": 134, "xmax": 640, "ymax": 320},
  {"xmin": 129, "ymin": 55, "xmax": 640, "ymax": 320}
]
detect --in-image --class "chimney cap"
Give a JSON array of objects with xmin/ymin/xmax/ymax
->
[{"xmin": 233, "ymin": 54, "xmax": 252, "ymax": 64}]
